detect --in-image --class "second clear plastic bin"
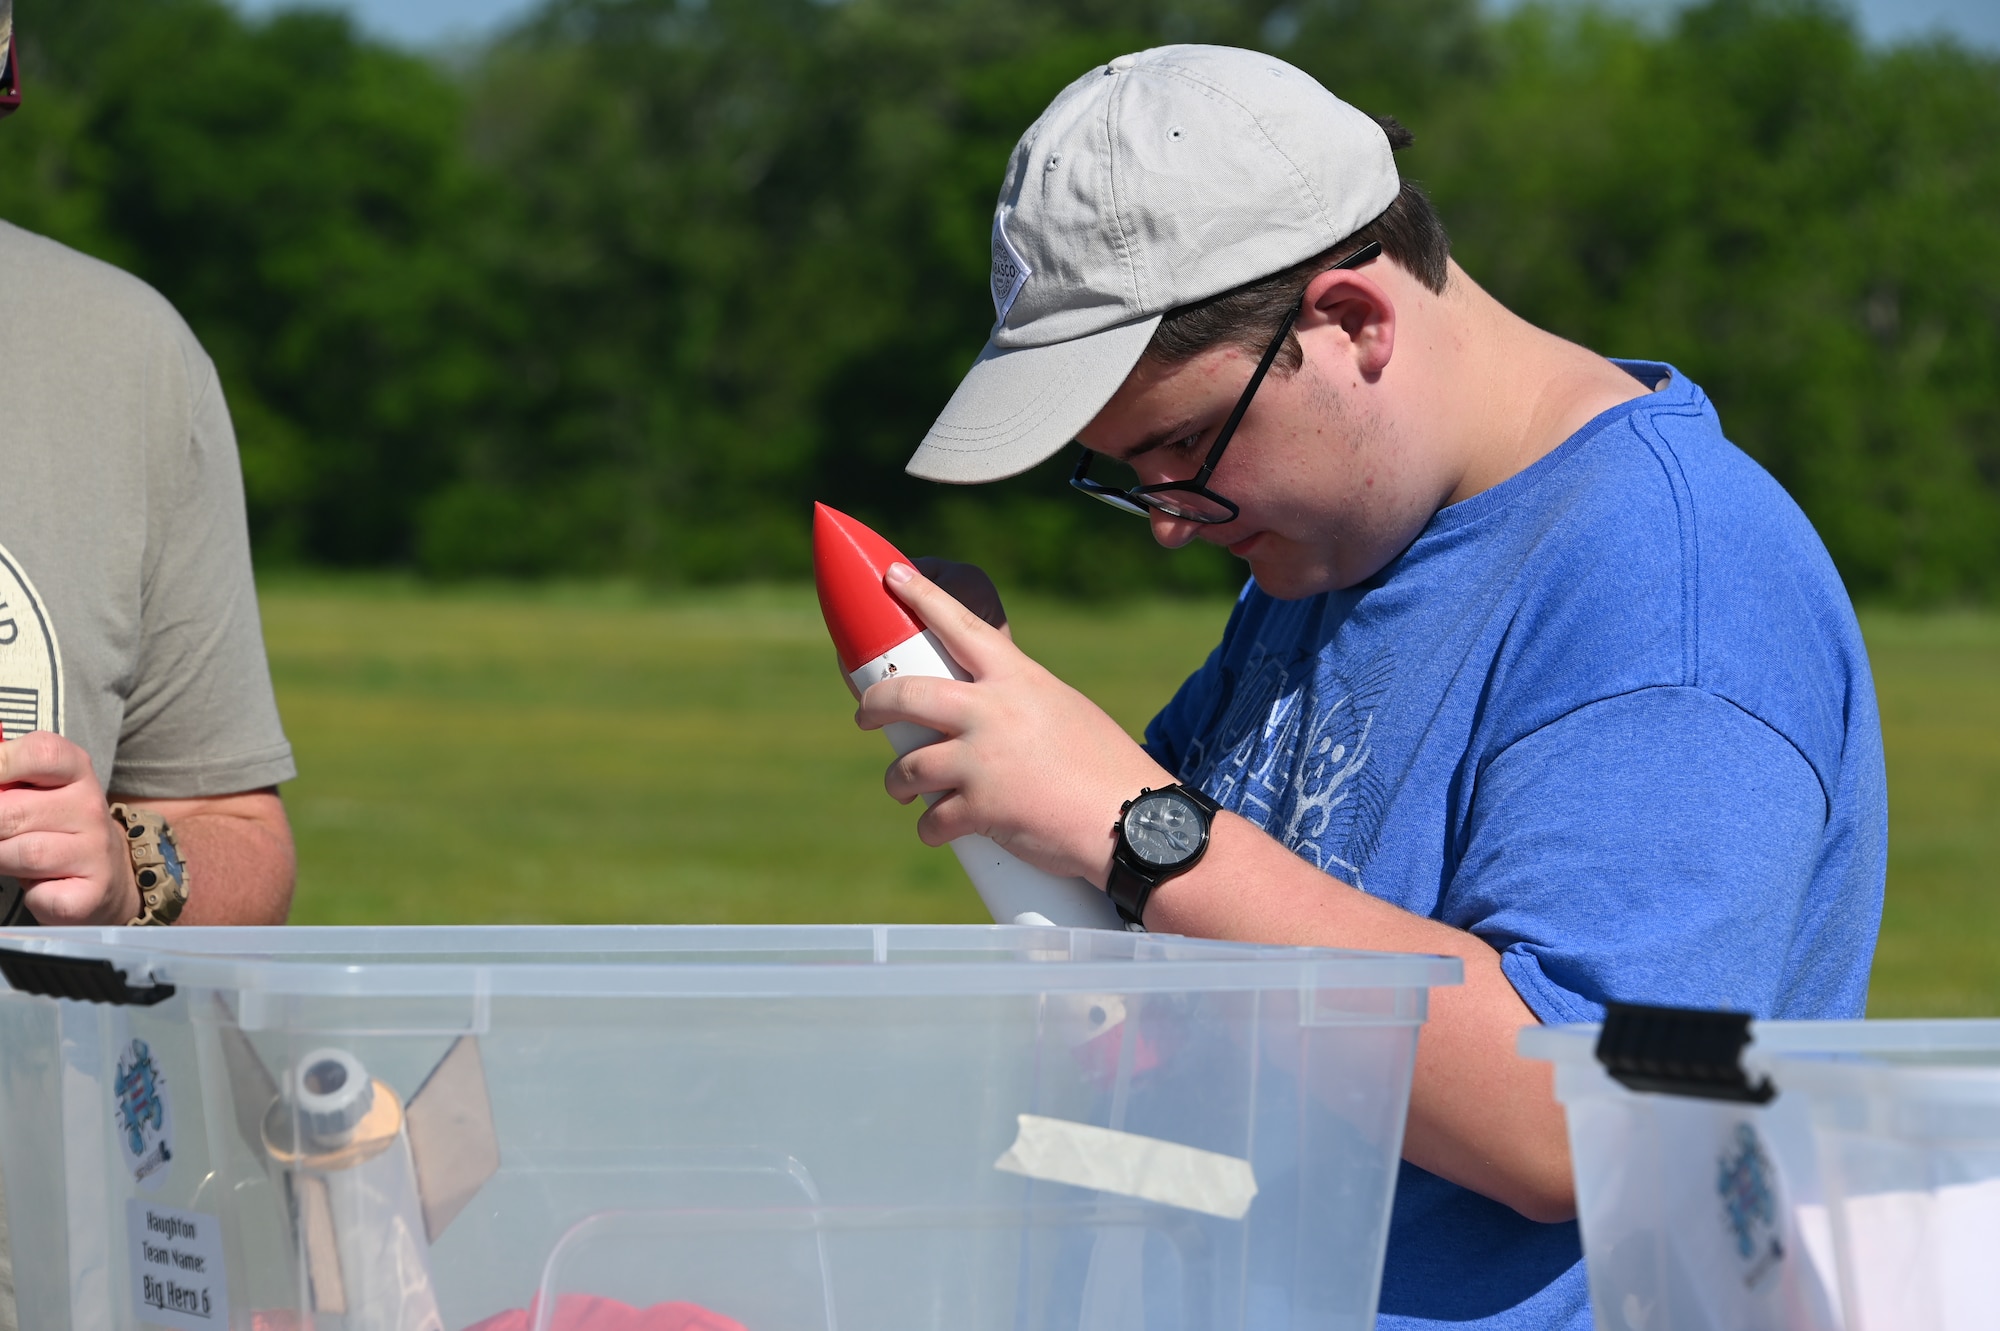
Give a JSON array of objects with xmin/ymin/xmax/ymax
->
[
  {"xmin": 1523, "ymin": 1013, "xmax": 2000, "ymax": 1331},
  {"xmin": 1768, "ymin": 1032, "xmax": 2000, "ymax": 1331},
  {"xmin": 0, "ymin": 924, "xmax": 1460, "ymax": 1331}
]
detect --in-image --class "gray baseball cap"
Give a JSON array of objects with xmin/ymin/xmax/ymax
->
[{"xmin": 906, "ymin": 44, "xmax": 1401, "ymax": 485}]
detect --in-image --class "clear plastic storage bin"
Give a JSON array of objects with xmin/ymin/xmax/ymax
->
[
  {"xmin": 1765, "ymin": 1031, "xmax": 2000, "ymax": 1331},
  {"xmin": 0, "ymin": 925, "xmax": 1459, "ymax": 1331},
  {"xmin": 1522, "ymin": 1011, "xmax": 2000, "ymax": 1331}
]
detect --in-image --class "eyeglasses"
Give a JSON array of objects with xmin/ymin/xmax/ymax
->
[{"xmin": 1069, "ymin": 240, "xmax": 1382, "ymax": 525}]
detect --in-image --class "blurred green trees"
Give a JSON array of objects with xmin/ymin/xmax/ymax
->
[
  {"xmin": 2, "ymin": 0, "xmax": 1994, "ymax": 599},
  {"xmin": 1426, "ymin": 1, "xmax": 2000, "ymax": 601},
  {"xmin": 0, "ymin": 1, "xmax": 491, "ymax": 563}
]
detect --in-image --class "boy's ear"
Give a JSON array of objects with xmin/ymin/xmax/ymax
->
[{"xmin": 1299, "ymin": 268, "xmax": 1396, "ymax": 379}]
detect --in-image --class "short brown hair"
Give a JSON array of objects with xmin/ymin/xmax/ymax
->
[{"xmin": 1144, "ymin": 117, "xmax": 1450, "ymax": 372}]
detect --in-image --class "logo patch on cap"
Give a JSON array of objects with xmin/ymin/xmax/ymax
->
[{"xmin": 990, "ymin": 213, "xmax": 1031, "ymax": 324}]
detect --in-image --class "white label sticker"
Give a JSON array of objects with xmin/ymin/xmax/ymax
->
[
  {"xmin": 112, "ymin": 1034, "xmax": 174, "ymax": 1189},
  {"xmin": 994, "ymin": 1113, "xmax": 1258, "ymax": 1220},
  {"xmin": 126, "ymin": 1201, "xmax": 228, "ymax": 1331}
]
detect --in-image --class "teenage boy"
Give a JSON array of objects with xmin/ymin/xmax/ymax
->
[{"xmin": 860, "ymin": 44, "xmax": 1885, "ymax": 1329}]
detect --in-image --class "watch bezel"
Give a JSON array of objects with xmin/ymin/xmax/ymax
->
[
  {"xmin": 1120, "ymin": 788, "xmax": 1211, "ymax": 871},
  {"xmin": 1107, "ymin": 783, "xmax": 1219, "ymax": 930},
  {"xmin": 113, "ymin": 805, "xmax": 190, "ymax": 928}
]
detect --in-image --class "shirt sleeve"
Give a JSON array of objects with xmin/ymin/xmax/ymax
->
[
  {"xmin": 1452, "ymin": 686, "xmax": 1828, "ymax": 1024},
  {"xmin": 1143, "ymin": 646, "xmax": 1222, "ymax": 776},
  {"xmin": 1142, "ymin": 584, "xmax": 1256, "ymax": 776},
  {"xmin": 107, "ymin": 351, "xmax": 297, "ymax": 798}
]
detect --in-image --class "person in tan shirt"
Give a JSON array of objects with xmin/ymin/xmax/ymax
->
[{"xmin": 0, "ymin": 9, "xmax": 299, "ymax": 1324}]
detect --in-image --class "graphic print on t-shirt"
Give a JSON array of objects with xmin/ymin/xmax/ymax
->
[
  {"xmin": 0, "ymin": 540, "xmax": 62, "ymax": 739},
  {"xmin": 1182, "ymin": 643, "xmax": 1393, "ymax": 887},
  {"xmin": 0, "ymin": 540, "xmax": 63, "ymax": 925}
]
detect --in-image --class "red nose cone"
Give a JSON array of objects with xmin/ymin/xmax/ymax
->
[{"xmin": 814, "ymin": 503, "xmax": 924, "ymax": 673}]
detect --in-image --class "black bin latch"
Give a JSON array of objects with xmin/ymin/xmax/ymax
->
[
  {"xmin": 0, "ymin": 945, "xmax": 175, "ymax": 1007},
  {"xmin": 1594, "ymin": 1002, "xmax": 1774, "ymax": 1103}
]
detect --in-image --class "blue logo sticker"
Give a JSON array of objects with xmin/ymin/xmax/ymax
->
[
  {"xmin": 114, "ymin": 1037, "xmax": 174, "ymax": 1188},
  {"xmin": 1717, "ymin": 1121, "xmax": 1783, "ymax": 1288}
]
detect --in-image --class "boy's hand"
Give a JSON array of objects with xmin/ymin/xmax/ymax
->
[
  {"xmin": 838, "ymin": 557, "xmax": 1010, "ymax": 703},
  {"xmin": 855, "ymin": 561, "xmax": 1173, "ymax": 885}
]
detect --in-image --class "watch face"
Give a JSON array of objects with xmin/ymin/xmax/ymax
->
[
  {"xmin": 1123, "ymin": 791, "xmax": 1205, "ymax": 868},
  {"xmin": 159, "ymin": 832, "xmax": 186, "ymax": 886}
]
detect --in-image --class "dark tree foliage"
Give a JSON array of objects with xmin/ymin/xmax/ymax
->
[
  {"xmin": 2, "ymin": 0, "xmax": 495, "ymax": 564},
  {"xmin": 1, "ymin": 0, "xmax": 1994, "ymax": 600},
  {"xmin": 1422, "ymin": 0, "xmax": 2000, "ymax": 601}
]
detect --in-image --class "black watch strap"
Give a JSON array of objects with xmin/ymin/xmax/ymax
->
[
  {"xmin": 1105, "ymin": 855, "xmax": 1158, "ymax": 929},
  {"xmin": 1107, "ymin": 784, "xmax": 1220, "ymax": 928}
]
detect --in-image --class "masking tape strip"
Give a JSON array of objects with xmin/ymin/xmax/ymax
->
[{"xmin": 993, "ymin": 1113, "xmax": 1258, "ymax": 1220}]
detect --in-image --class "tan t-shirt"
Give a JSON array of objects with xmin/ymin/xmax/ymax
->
[
  {"xmin": 0, "ymin": 221, "xmax": 294, "ymax": 798},
  {"xmin": 0, "ymin": 220, "xmax": 297, "ymax": 1326}
]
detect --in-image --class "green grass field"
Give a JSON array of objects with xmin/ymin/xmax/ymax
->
[
  {"xmin": 264, "ymin": 580, "xmax": 1999, "ymax": 1015},
  {"xmin": 1853, "ymin": 612, "xmax": 2000, "ymax": 1015}
]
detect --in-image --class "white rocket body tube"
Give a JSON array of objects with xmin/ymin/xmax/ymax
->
[
  {"xmin": 322, "ymin": 1129, "xmax": 443, "ymax": 1331},
  {"xmin": 848, "ymin": 627, "xmax": 1125, "ymax": 929},
  {"xmin": 264, "ymin": 1048, "xmax": 444, "ymax": 1331}
]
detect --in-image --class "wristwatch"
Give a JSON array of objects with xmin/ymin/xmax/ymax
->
[
  {"xmin": 1106, "ymin": 784, "xmax": 1220, "ymax": 928},
  {"xmin": 112, "ymin": 804, "xmax": 190, "ymax": 927}
]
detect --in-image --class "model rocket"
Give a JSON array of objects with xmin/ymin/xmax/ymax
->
[
  {"xmin": 813, "ymin": 503, "xmax": 1124, "ymax": 930},
  {"xmin": 217, "ymin": 1017, "xmax": 500, "ymax": 1331},
  {"xmin": 261, "ymin": 1047, "xmax": 447, "ymax": 1331}
]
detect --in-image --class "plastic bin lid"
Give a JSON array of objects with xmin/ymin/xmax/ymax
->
[
  {"xmin": 0, "ymin": 924, "xmax": 1464, "ymax": 1001},
  {"xmin": 1760, "ymin": 1030, "xmax": 2000, "ymax": 1106},
  {"xmin": 1522, "ymin": 1018, "xmax": 2000, "ymax": 1067},
  {"xmin": 1523, "ymin": 1017, "xmax": 2000, "ymax": 1108}
]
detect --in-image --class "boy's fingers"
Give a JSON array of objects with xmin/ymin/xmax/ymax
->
[
  {"xmin": 883, "ymin": 563, "xmax": 1007, "ymax": 676},
  {"xmin": 914, "ymin": 793, "xmax": 972, "ymax": 848},
  {"xmin": 855, "ymin": 674, "xmax": 976, "ymax": 735},
  {"xmin": 885, "ymin": 742, "xmax": 966, "ymax": 805}
]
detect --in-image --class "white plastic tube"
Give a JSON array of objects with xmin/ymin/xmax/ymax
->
[
  {"xmin": 848, "ymin": 627, "xmax": 1125, "ymax": 929},
  {"xmin": 322, "ymin": 1130, "xmax": 442, "ymax": 1331},
  {"xmin": 269, "ymin": 1048, "xmax": 445, "ymax": 1331}
]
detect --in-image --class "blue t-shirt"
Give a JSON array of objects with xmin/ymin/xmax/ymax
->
[{"xmin": 1143, "ymin": 362, "xmax": 1887, "ymax": 1330}]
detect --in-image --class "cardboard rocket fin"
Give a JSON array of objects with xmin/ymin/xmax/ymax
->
[
  {"xmin": 406, "ymin": 1034, "xmax": 500, "ymax": 1242},
  {"xmin": 211, "ymin": 994, "xmax": 280, "ymax": 1166},
  {"xmin": 212, "ymin": 1005, "xmax": 351, "ymax": 1315}
]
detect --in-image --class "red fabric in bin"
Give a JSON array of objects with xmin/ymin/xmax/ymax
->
[{"xmin": 462, "ymin": 1295, "xmax": 750, "ymax": 1331}]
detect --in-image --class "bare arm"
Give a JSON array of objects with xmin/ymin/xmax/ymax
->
[
  {"xmin": 857, "ymin": 562, "xmax": 1574, "ymax": 1222},
  {"xmin": 0, "ymin": 730, "xmax": 294, "ymax": 926},
  {"xmin": 1145, "ymin": 816, "xmax": 1574, "ymax": 1221},
  {"xmin": 111, "ymin": 787, "xmax": 295, "ymax": 926}
]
